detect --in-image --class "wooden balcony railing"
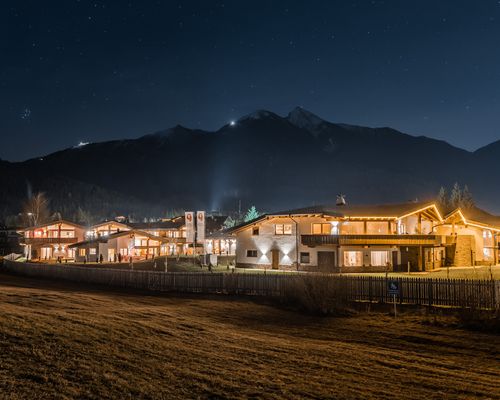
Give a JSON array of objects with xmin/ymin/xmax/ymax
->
[
  {"xmin": 21, "ymin": 237, "xmax": 79, "ymax": 245},
  {"xmin": 301, "ymin": 234, "xmax": 441, "ymax": 247}
]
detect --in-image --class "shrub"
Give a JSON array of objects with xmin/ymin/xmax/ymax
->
[
  {"xmin": 455, "ymin": 307, "xmax": 500, "ymax": 333},
  {"xmin": 283, "ymin": 275, "xmax": 350, "ymax": 316}
]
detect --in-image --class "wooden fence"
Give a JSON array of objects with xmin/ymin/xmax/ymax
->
[{"xmin": 2, "ymin": 260, "xmax": 499, "ymax": 310}]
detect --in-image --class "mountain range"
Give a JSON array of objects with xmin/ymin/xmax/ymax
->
[{"xmin": 0, "ymin": 107, "xmax": 498, "ymax": 223}]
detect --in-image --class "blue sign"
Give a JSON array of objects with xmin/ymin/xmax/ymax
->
[{"xmin": 387, "ymin": 280, "xmax": 400, "ymax": 295}]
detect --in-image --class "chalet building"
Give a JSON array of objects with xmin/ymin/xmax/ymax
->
[
  {"xmin": 85, "ymin": 221, "xmax": 131, "ymax": 239},
  {"xmin": 18, "ymin": 220, "xmax": 85, "ymax": 260},
  {"xmin": 69, "ymin": 229, "xmax": 171, "ymax": 263},
  {"xmin": 229, "ymin": 202, "xmax": 449, "ymax": 272},
  {"xmin": 17, "ymin": 214, "xmax": 228, "ymax": 263},
  {"xmin": 435, "ymin": 207, "xmax": 500, "ymax": 266},
  {"xmin": 128, "ymin": 217, "xmax": 188, "ymax": 254}
]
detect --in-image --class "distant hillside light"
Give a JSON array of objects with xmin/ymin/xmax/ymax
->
[{"xmin": 230, "ymin": 120, "xmax": 236, "ymax": 126}]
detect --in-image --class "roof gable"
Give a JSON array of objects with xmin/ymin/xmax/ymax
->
[
  {"xmin": 229, "ymin": 202, "xmax": 442, "ymax": 233},
  {"xmin": 18, "ymin": 219, "xmax": 85, "ymax": 232},
  {"xmin": 444, "ymin": 207, "xmax": 500, "ymax": 231}
]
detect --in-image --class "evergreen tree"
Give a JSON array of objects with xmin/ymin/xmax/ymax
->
[
  {"xmin": 450, "ymin": 182, "xmax": 462, "ymax": 209},
  {"xmin": 76, "ymin": 207, "xmax": 93, "ymax": 226},
  {"xmin": 244, "ymin": 206, "xmax": 260, "ymax": 222},
  {"xmin": 437, "ymin": 186, "xmax": 448, "ymax": 209},
  {"xmin": 223, "ymin": 216, "xmax": 236, "ymax": 229},
  {"xmin": 461, "ymin": 185, "xmax": 474, "ymax": 209}
]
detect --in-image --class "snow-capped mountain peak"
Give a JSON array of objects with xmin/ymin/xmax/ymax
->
[
  {"xmin": 286, "ymin": 106, "xmax": 325, "ymax": 130},
  {"xmin": 237, "ymin": 109, "xmax": 279, "ymax": 123}
]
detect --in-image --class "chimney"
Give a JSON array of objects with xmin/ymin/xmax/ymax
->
[{"xmin": 336, "ymin": 194, "xmax": 346, "ymax": 206}]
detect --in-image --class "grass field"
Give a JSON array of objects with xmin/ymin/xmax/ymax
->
[{"xmin": 0, "ymin": 273, "xmax": 499, "ymax": 399}]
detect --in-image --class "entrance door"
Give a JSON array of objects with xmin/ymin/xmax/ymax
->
[
  {"xmin": 41, "ymin": 247, "xmax": 52, "ymax": 259},
  {"xmin": 318, "ymin": 251, "xmax": 336, "ymax": 272},
  {"xmin": 271, "ymin": 249, "xmax": 280, "ymax": 270},
  {"xmin": 108, "ymin": 248, "xmax": 116, "ymax": 262},
  {"xmin": 392, "ymin": 251, "xmax": 398, "ymax": 271}
]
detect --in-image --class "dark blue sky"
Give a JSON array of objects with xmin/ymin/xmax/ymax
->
[{"xmin": 1, "ymin": 0, "xmax": 500, "ymax": 161}]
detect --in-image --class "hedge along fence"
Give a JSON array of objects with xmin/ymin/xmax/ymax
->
[{"xmin": 2, "ymin": 260, "xmax": 500, "ymax": 310}]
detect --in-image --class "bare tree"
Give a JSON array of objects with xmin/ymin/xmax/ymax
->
[{"xmin": 22, "ymin": 192, "xmax": 50, "ymax": 226}]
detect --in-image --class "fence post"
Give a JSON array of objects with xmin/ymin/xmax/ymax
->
[
  {"xmin": 428, "ymin": 279, "xmax": 433, "ymax": 307},
  {"xmin": 495, "ymin": 281, "xmax": 500, "ymax": 311}
]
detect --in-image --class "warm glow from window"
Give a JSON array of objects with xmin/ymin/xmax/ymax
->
[
  {"xmin": 370, "ymin": 251, "xmax": 390, "ymax": 266},
  {"xmin": 344, "ymin": 251, "xmax": 362, "ymax": 266},
  {"xmin": 275, "ymin": 224, "xmax": 292, "ymax": 235},
  {"xmin": 312, "ymin": 223, "xmax": 331, "ymax": 234}
]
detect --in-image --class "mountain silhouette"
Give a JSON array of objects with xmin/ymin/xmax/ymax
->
[{"xmin": 0, "ymin": 107, "xmax": 497, "ymax": 222}]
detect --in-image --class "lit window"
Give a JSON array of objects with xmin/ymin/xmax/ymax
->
[
  {"xmin": 483, "ymin": 248, "xmax": 493, "ymax": 260},
  {"xmin": 300, "ymin": 252, "xmax": 310, "ymax": 263},
  {"xmin": 370, "ymin": 251, "xmax": 390, "ymax": 266},
  {"xmin": 344, "ymin": 251, "xmax": 362, "ymax": 267},
  {"xmin": 89, "ymin": 248, "xmax": 96, "ymax": 255},
  {"xmin": 275, "ymin": 224, "xmax": 292, "ymax": 235},
  {"xmin": 366, "ymin": 222, "xmax": 389, "ymax": 234},
  {"xmin": 246, "ymin": 249, "xmax": 258, "ymax": 257},
  {"xmin": 312, "ymin": 223, "xmax": 331, "ymax": 234},
  {"xmin": 79, "ymin": 249, "xmax": 86, "ymax": 257}
]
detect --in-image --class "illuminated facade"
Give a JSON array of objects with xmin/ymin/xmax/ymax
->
[
  {"xmin": 19, "ymin": 220, "xmax": 85, "ymax": 260},
  {"xmin": 231, "ymin": 202, "xmax": 500, "ymax": 271},
  {"xmin": 435, "ymin": 208, "xmax": 500, "ymax": 266},
  {"xmin": 70, "ymin": 229, "xmax": 172, "ymax": 262},
  {"xmin": 18, "ymin": 215, "xmax": 228, "ymax": 262},
  {"xmin": 230, "ymin": 202, "xmax": 448, "ymax": 272}
]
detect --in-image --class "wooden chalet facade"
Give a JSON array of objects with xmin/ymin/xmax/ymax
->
[
  {"xmin": 69, "ymin": 229, "xmax": 171, "ymax": 263},
  {"xmin": 230, "ymin": 201, "xmax": 500, "ymax": 272},
  {"xmin": 18, "ymin": 214, "xmax": 228, "ymax": 263},
  {"xmin": 435, "ymin": 207, "xmax": 500, "ymax": 266},
  {"xmin": 19, "ymin": 220, "xmax": 85, "ymax": 260}
]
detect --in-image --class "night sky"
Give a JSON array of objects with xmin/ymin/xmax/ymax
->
[{"xmin": 2, "ymin": 0, "xmax": 500, "ymax": 161}]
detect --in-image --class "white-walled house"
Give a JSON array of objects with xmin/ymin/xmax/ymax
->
[
  {"xmin": 70, "ymin": 229, "xmax": 170, "ymax": 263},
  {"xmin": 229, "ymin": 202, "xmax": 446, "ymax": 272}
]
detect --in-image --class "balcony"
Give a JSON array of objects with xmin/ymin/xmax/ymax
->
[
  {"xmin": 301, "ymin": 234, "xmax": 441, "ymax": 247},
  {"xmin": 21, "ymin": 237, "xmax": 78, "ymax": 245}
]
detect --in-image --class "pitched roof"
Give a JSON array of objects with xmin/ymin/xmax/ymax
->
[
  {"xmin": 128, "ymin": 220, "xmax": 184, "ymax": 230},
  {"xmin": 444, "ymin": 206, "xmax": 500, "ymax": 230},
  {"xmin": 91, "ymin": 220, "xmax": 132, "ymax": 230},
  {"xmin": 129, "ymin": 215, "xmax": 227, "ymax": 233},
  {"xmin": 227, "ymin": 202, "xmax": 441, "ymax": 233},
  {"xmin": 18, "ymin": 219, "xmax": 85, "ymax": 232},
  {"xmin": 69, "ymin": 229, "xmax": 169, "ymax": 248},
  {"xmin": 269, "ymin": 201, "xmax": 438, "ymax": 218}
]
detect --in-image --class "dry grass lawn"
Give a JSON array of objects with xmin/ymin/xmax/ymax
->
[{"xmin": 0, "ymin": 272, "xmax": 499, "ymax": 399}]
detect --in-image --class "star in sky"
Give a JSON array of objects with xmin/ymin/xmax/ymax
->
[{"xmin": 20, "ymin": 108, "xmax": 31, "ymax": 121}]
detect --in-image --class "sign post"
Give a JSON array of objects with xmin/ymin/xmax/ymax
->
[
  {"xmin": 387, "ymin": 280, "xmax": 400, "ymax": 318},
  {"xmin": 197, "ymin": 211, "xmax": 206, "ymax": 264}
]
